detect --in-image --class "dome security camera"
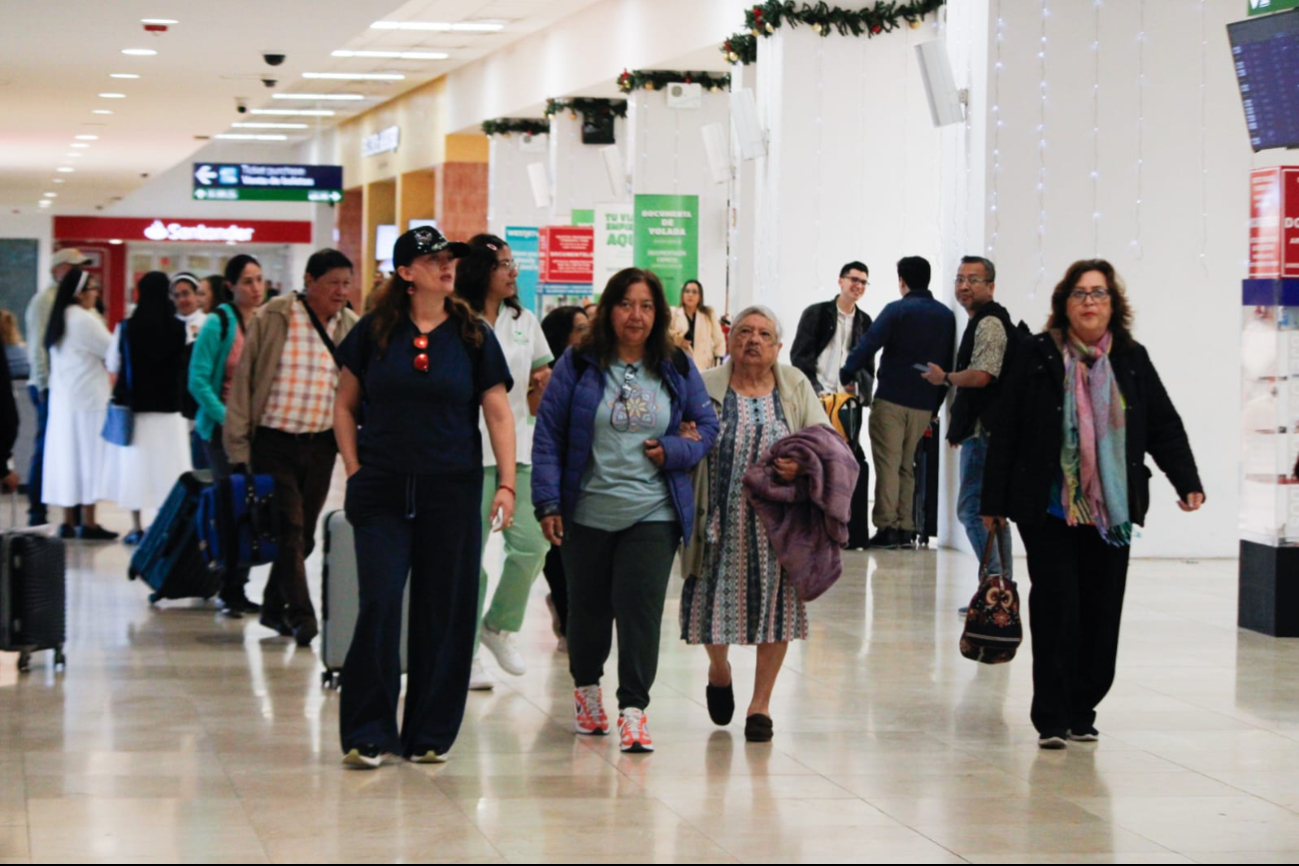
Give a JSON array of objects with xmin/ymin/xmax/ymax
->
[
  {"xmin": 263, "ymin": 53, "xmax": 286, "ymax": 66},
  {"xmin": 262, "ymin": 77, "xmax": 277, "ymax": 88},
  {"xmin": 236, "ymin": 98, "xmax": 248, "ymax": 114}
]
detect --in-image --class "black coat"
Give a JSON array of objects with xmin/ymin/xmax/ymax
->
[
  {"xmin": 0, "ymin": 346, "xmax": 16, "ymax": 465},
  {"xmin": 790, "ymin": 299, "xmax": 874, "ymax": 396},
  {"xmin": 981, "ymin": 332, "xmax": 1202, "ymax": 528},
  {"xmin": 111, "ymin": 317, "xmax": 188, "ymax": 414}
]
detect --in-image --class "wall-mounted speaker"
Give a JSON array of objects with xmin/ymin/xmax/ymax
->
[
  {"xmin": 701, "ymin": 122, "xmax": 730, "ymax": 185},
  {"xmin": 527, "ymin": 162, "xmax": 550, "ymax": 209},
  {"xmin": 581, "ymin": 111, "xmax": 615, "ymax": 145},
  {"xmin": 730, "ymin": 88, "xmax": 766, "ymax": 161},
  {"xmin": 916, "ymin": 39, "xmax": 965, "ymax": 127},
  {"xmin": 667, "ymin": 82, "xmax": 703, "ymax": 110}
]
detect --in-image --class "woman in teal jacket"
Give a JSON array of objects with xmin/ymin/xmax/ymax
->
[{"xmin": 187, "ymin": 254, "xmax": 264, "ymax": 615}]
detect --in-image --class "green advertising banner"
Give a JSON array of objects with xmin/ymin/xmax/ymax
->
[
  {"xmin": 571, "ymin": 209, "xmax": 595, "ymax": 226},
  {"xmin": 1249, "ymin": 0, "xmax": 1299, "ymax": 14},
  {"xmin": 633, "ymin": 194, "xmax": 698, "ymax": 305}
]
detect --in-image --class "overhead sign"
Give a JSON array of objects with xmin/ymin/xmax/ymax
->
[
  {"xmin": 539, "ymin": 226, "xmax": 594, "ymax": 284},
  {"xmin": 363, "ymin": 125, "xmax": 400, "ymax": 157},
  {"xmin": 53, "ymin": 216, "xmax": 313, "ymax": 245},
  {"xmin": 1249, "ymin": 167, "xmax": 1299, "ymax": 279},
  {"xmin": 1249, "ymin": 0, "xmax": 1299, "ymax": 15},
  {"xmin": 633, "ymin": 194, "xmax": 699, "ymax": 305},
  {"xmin": 191, "ymin": 163, "xmax": 343, "ymax": 203}
]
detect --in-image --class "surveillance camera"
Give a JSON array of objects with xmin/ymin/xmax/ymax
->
[
  {"xmin": 140, "ymin": 173, "xmax": 150, "ymax": 179},
  {"xmin": 262, "ymin": 77, "xmax": 277, "ymax": 88},
  {"xmin": 263, "ymin": 53, "xmax": 286, "ymax": 67},
  {"xmin": 236, "ymin": 98, "xmax": 248, "ymax": 114}
]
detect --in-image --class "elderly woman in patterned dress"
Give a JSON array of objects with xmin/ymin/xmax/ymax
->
[{"xmin": 679, "ymin": 305, "xmax": 829, "ymax": 743}]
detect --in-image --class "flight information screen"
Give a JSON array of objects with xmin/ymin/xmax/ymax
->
[{"xmin": 1229, "ymin": 10, "xmax": 1299, "ymax": 152}]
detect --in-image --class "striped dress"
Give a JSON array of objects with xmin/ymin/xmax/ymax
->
[{"xmin": 680, "ymin": 388, "xmax": 808, "ymax": 645}]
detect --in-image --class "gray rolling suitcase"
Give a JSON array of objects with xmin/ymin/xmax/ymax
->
[{"xmin": 320, "ymin": 510, "xmax": 407, "ymax": 689}]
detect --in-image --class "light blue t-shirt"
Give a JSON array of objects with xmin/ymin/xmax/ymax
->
[{"xmin": 573, "ymin": 359, "xmax": 676, "ymax": 531}]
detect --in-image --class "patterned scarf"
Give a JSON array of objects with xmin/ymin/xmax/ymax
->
[{"xmin": 1059, "ymin": 330, "xmax": 1131, "ymax": 546}]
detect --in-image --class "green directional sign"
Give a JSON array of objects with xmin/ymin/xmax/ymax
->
[
  {"xmin": 193, "ymin": 187, "xmax": 342, "ymax": 203},
  {"xmin": 1249, "ymin": 0, "xmax": 1299, "ymax": 15},
  {"xmin": 192, "ymin": 163, "xmax": 343, "ymax": 203}
]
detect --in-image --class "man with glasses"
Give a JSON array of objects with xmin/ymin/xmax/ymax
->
[
  {"xmin": 791, "ymin": 261, "xmax": 875, "ymax": 397},
  {"xmin": 841, "ymin": 256, "xmax": 955, "ymax": 549},
  {"xmin": 923, "ymin": 257, "xmax": 1015, "ymax": 602}
]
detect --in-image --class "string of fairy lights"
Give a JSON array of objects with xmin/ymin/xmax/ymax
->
[{"xmin": 1090, "ymin": 0, "xmax": 1101, "ymax": 256}]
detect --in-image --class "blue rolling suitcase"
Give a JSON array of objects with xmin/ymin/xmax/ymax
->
[
  {"xmin": 197, "ymin": 472, "xmax": 280, "ymax": 571},
  {"xmin": 129, "ymin": 471, "xmax": 221, "ymax": 603}
]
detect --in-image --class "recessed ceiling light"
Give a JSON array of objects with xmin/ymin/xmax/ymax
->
[
  {"xmin": 110, "ymin": 73, "xmax": 140, "ymax": 79},
  {"xmin": 75, "ymin": 135, "xmax": 99, "ymax": 140},
  {"xmin": 56, "ymin": 167, "xmax": 75, "ymax": 173},
  {"xmin": 332, "ymin": 50, "xmax": 449, "ymax": 60},
  {"xmin": 231, "ymin": 122, "xmax": 308, "ymax": 129},
  {"xmin": 99, "ymin": 93, "xmax": 127, "ymax": 99},
  {"xmin": 53, "ymin": 178, "xmax": 65, "ymax": 184},
  {"xmin": 271, "ymin": 93, "xmax": 365, "ymax": 101},
  {"xmin": 214, "ymin": 133, "xmax": 289, "ymax": 141},
  {"xmin": 43, "ymin": 193, "xmax": 56, "ymax": 198},
  {"xmin": 92, "ymin": 109, "xmax": 114, "ymax": 115},
  {"xmin": 249, "ymin": 108, "xmax": 336, "ymax": 116},
  {"xmin": 370, "ymin": 20, "xmax": 503, "ymax": 32},
  {"xmin": 38, "ymin": 201, "xmax": 51, "ymax": 207},
  {"xmin": 302, "ymin": 72, "xmax": 406, "ymax": 81},
  {"xmin": 121, "ymin": 48, "xmax": 157, "ymax": 56},
  {"xmin": 140, "ymin": 18, "xmax": 178, "ymax": 25}
]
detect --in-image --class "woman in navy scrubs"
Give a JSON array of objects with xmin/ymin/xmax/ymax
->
[{"xmin": 335, "ymin": 226, "xmax": 517, "ymax": 769}]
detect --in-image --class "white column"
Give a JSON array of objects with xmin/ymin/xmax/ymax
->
[
  {"xmin": 627, "ymin": 85, "xmax": 731, "ymax": 313},
  {"xmin": 729, "ymin": 63, "xmax": 759, "ymax": 318},
  {"xmin": 548, "ymin": 111, "xmax": 629, "ymax": 224},
  {"xmin": 487, "ymin": 132, "xmax": 551, "ymax": 236}
]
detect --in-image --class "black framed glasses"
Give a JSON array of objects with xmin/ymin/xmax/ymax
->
[
  {"xmin": 610, "ymin": 364, "xmax": 638, "ymax": 432},
  {"xmin": 954, "ymin": 276, "xmax": 988, "ymax": 287},
  {"xmin": 1069, "ymin": 289, "xmax": 1111, "ymax": 304}
]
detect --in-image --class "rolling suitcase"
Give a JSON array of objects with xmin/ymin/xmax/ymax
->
[
  {"xmin": 129, "ymin": 471, "xmax": 222, "ymax": 603},
  {"xmin": 320, "ymin": 510, "xmax": 407, "ymax": 689},
  {"xmin": 912, "ymin": 420, "xmax": 941, "ymax": 548},
  {"xmin": 197, "ymin": 471, "xmax": 280, "ymax": 571},
  {"xmin": 0, "ymin": 496, "xmax": 67, "ymax": 672},
  {"xmin": 846, "ymin": 444, "xmax": 872, "ymax": 549}
]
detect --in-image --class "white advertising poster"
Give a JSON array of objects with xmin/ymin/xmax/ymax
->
[{"xmin": 593, "ymin": 203, "xmax": 634, "ymax": 292}]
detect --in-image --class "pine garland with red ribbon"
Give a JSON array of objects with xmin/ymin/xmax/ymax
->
[
  {"xmin": 722, "ymin": 0, "xmax": 946, "ymax": 65},
  {"xmin": 617, "ymin": 69, "xmax": 731, "ymax": 94}
]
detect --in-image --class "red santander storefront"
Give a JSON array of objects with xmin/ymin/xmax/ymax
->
[{"xmin": 53, "ymin": 216, "xmax": 313, "ymax": 326}]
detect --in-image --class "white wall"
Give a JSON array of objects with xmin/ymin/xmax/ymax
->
[
  {"xmin": 628, "ymin": 87, "xmax": 731, "ymax": 311},
  {"xmin": 981, "ymin": 0, "xmax": 1278, "ymax": 558},
  {"xmin": 548, "ymin": 112, "xmax": 628, "ymax": 223},
  {"xmin": 488, "ymin": 133, "xmax": 552, "ymax": 236}
]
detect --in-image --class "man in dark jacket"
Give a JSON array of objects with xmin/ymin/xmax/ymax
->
[
  {"xmin": 790, "ymin": 261, "xmax": 875, "ymax": 398},
  {"xmin": 841, "ymin": 256, "xmax": 955, "ymax": 549},
  {"xmin": 923, "ymin": 256, "xmax": 1015, "ymax": 598}
]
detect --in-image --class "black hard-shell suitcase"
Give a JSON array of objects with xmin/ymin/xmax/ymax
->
[
  {"xmin": 129, "ymin": 471, "xmax": 221, "ymax": 603},
  {"xmin": 846, "ymin": 443, "xmax": 872, "ymax": 550},
  {"xmin": 0, "ymin": 507, "xmax": 67, "ymax": 672},
  {"xmin": 912, "ymin": 420, "xmax": 941, "ymax": 548}
]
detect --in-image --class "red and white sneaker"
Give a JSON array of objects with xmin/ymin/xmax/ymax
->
[
  {"xmin": 574, "ymin": 685, "xmax": 609, "ymax": 735},
  {"xmin": 618, "ymin": 707, "xmax": 654, "ymax": 753}
]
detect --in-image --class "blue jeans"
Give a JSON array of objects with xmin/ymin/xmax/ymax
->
[
  {"xmin": 26, "ymin": 386, "xmax": 47, "ymax": 522},
  {"xmin": 958, "ymin": 430, "xmax": 1013, "ymax": 578}
]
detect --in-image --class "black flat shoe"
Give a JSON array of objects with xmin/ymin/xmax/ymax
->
[
  {"xmin": 744, "ymin": 713, "xmax": 774, "ymax": 743},
  {"xmin": 705, "ymin": 665, "xmax": 735, "ymax": 726},
  {"xmin": 259, "ymin": 614, "xmax": 293, "ymax": 637}
]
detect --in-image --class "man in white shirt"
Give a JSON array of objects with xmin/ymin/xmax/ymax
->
[
  {"xmin": 790, "ymin": 261, "xmax": 875, "ymax": 398},
  {"xmin": 23, "ymin": 247, "xmax": 90, "ymax": 526}
]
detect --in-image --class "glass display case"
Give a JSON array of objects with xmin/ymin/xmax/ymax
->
[{"xmin": 1239, "ymin": 279, "xmax": 1299, "ymax": 637}]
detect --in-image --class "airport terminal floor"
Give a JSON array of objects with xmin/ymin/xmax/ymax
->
[{"xmin": 2, "ymin": 466, "xmax": 1297, "ymax": 864}]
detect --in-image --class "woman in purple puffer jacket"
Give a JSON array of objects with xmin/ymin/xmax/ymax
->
[{"xmin": 532, "ymin": 267, "xmax": 717, "ymax": 755}]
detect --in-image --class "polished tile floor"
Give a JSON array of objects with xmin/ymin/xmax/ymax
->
[{"xmin": 2, "ymin": 478, "xmax": 1297, "ymax": 863}]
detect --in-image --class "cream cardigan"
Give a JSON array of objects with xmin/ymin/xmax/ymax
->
[{"xmin": 669, "ymin": 306, "xmax": 725, "ymax": 371}]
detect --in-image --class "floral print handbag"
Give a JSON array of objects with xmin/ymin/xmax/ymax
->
[{"xmin": 959, "ymin": 532, "xmax": 1022, "ymax": 664}]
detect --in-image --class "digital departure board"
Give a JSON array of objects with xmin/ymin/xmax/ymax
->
[{"xmin": 1229, "ymin": 10, "xmax": 1299, "ymax": 152}]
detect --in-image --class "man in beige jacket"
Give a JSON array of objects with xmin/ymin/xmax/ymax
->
[{"xmin": 225, "ymin": 249, "xmax": 359, "ymax": 646}]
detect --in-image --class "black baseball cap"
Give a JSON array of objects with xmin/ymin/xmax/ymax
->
[{"xmin": 392, "ymin": 226, "xmax": 470, "ymax": 267}]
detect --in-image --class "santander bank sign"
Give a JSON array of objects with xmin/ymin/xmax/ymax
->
[{"xmin": 53, "ymin": 215, "xmax": 313, "ymax": 245}]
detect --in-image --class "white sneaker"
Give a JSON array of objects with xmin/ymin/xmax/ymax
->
[
  {"xmin": 481, "ymin": 623, "xmax": 526, "ymax": 676},
  {"xmin": 468, "ymin": 658, "xmax": 494, "ymax": 691}
]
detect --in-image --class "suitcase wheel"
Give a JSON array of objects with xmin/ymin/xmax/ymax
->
[
  {"xmin": 17, "ymin": 651, "xmax": 30, "ymax": 673},
  {"xmin": 321, "ymin": 670, "xmax": 341, "ymax": 690},
  {"xmin": 148, "ymin": 592, "xmax": 160, "ymax": 605},
  {"xmin": 54, "ymin": 647, "xmax": 66, "ymax": 668}
]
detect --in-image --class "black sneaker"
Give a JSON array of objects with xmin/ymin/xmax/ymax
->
[
  {"xmin": 57, "ymin": 524, "xmax": 76, "ymax": 540},
  {"xmin": 899, "ymin": 531, "xmax": 918, "ymax": 549},
  {"xmin": 342, "ymin": 744, "xmax": 383, "ymax": 769},
  {"xmin": 1038, "ymin": 731, "xmax": 1068, "ymax": 750},
  {"xmin": 293, "ymin": 620, "xmax": 319, "ymax": 648},
  {"xmin": 868, "ymin": 528, "xmax": 901, "ymax": 549},
  {"xmin": 77, "ymin": 525, "xmax": 119, "ymax": 542},
  {"xmin": 259, "ymin": 614, "xmax": 293, "ymax": 636},
  {"xmin": 1068, "ymin": 726, "xmax": 1099, "ymax": 742},
  {"xmin": 220, "ymin": 593, "xmax": 262, "ymax": 616}
]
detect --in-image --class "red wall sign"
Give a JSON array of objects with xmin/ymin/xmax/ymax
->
[
  {"xmin": 539, "ymin": 226, "xmax": 594, "ymax": 284},
  {"xmin": 53, "ymin": 215, "xmax": 314, "ymax": 245},
  {"xmin": 1249, "ymin": 167, "xmax": 1299, "ymax": 280}
]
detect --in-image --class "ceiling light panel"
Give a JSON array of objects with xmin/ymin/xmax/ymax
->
[
  {"xmin": 110, "ymin": 73, "xmax": 140, "ymax": 79},
  {"xmin": 332, "ymin": 50, "xmax": 449, "ymax": 60},
  {"xmin": 271, "ymin": 93, "xmax": 365, "ymax": 100},
  {"xmin": 121, "ymin": 48, "xmax": 157, "ymax": 56},
  {"xmin": 214, "ymin": 133, "xmax": 289, "ymax": 141},
  {"xmin": 140, "ymin": 18, "xmax": 178, "ymax": 25},
  {"xmin": 231, "ymin": 122, "xmax": 308, "ymax": 129},
  {"xmin": 302, "ymin": 72, "xmax": 406, "ymax": 81},
  {"xmin": 99, "ymin": 93, "xmax": 126, "ymax": 99},
  {"xmin": 249, "ymin": 109, "xmax": 336, "ymax": 116},
  {"xmin": 370, "ymin": 21, "xmax": 504, "ymax": 32}
]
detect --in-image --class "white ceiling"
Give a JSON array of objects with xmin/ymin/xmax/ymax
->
[{"xmin": 0, "ymin": 0, "xmax": 601, "ymax": 213}]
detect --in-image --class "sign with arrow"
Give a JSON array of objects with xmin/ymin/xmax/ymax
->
[{"xmin": 191, "ymin": 162, "xmax": 344, "ymax": 203}]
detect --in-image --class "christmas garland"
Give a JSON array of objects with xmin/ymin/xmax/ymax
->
[
  {"xmin": 480, "ymin": 118, "xmax": 549, "ymax": 137},
  {"xmin": 722, "ymin": 0, "xmax": 945, "ymax": 65},
  {"xmin": 617, "ymin": 69, "xmax": 731, "ymax": 94},
  {"xmin": 544, "ymin": 97, "xmax": 629, "ymax": 120}
]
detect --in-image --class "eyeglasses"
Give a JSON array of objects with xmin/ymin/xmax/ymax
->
[
  {"xmin": 844, "ymin": 276, "xmax": 869, "ymax": 288},
  {"xmin": 954, "ymin": 276, "xmax": 988, "ymax": 287},
  {"xmin": 610, "ymin": 364, "xmax": 638, "ymax": 432},
  {"xmin": 496, "ymin": 259, "xmax": 519, "ymax": 273},
  {"xmin": 412, "ymin": 333, "xmax": 429, "ymax": 373},
  {"xmin": 1069, "ymin": 288, "xmax": 1111, "ymax": 304}
]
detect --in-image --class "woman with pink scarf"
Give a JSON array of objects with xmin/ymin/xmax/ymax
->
[{"xmin": 981, "ymin": 259, "xmax": 1204, "ymax": 750}]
